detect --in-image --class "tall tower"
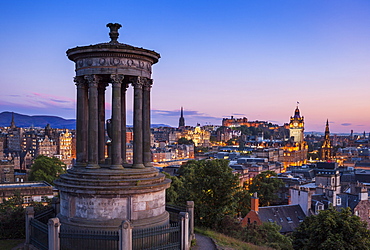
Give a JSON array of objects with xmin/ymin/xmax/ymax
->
[
  {"xmin": 321, "ymin": 119, "xmax": 332, "ymax": 161},
  {"xmin": 289, "ymin": 105, "xmax": 304, "ymax": 143},
  {"xmin": 54, "ymin": 24, "xmax": 170, "ymax": 233},
  {"xmin": 10, "ymin": 112, "xmax": 16, "ymax": 130},
  {"xmin": 179, "ymin": 107, "xmax": 185, "ymax": 127}
]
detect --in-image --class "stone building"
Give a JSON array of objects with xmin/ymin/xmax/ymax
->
[
  {"xmin": 0, "ymin": 182, "xmax": 53, "ymax": 205},
  {"xmin": 222, "ymin": 116, "xmax": 249, "ymax": 127},
  {"xmin": 181, "ymin": 125, "xmax": 210, "ymax": 147},
  {"xmin": 289, "ymin": 106, "xmax": 304, "ymax": 143},
  {"xmin": 241, "ymin": 193, "xmax": 306, "ymax": 234},
  {"xmin": 279, "ymin": 106, "xmax": 308, "ymax": 168},
  {"xmin": 36, "ymin": 135, "xmax": 57, "ymax": 158},
  {"xmin": 0, "ymin": 160, "xmax": 15, "ymax": 183},
  {"xmin": 56, "ymin": 129, "xmax": 74, "ymax": 168}
]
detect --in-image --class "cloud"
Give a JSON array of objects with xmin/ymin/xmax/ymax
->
[
  {"xmin": 50, "ymin": 99, "xmax": 71, "ymax": 104},
  {"xmin": 0, "ymin": 92, "xmax": 76, "ymax": 118},
  {"xmin": 341, "ymin": 123, "xmax": 352, "ymax": 126}
]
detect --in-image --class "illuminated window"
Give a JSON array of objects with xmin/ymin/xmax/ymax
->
[{"xmin": 24, "ymin": 196, "xmax": 32, "ymax": 203}]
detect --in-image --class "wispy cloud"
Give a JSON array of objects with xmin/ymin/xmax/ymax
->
[
  {"xmin": 341, "ymin": 123, "xmax": 352, "ymax": 126},
  {"xmin": 0, "ymin": 92, "xmax": 76, "ymax": 118},
  {"xmin": 50, "ymin": 99, "xmax": 71, "ymax": 104},
  {"xmin": 3, "ymin": 92, "xmax": 75, "ymax": 108}
]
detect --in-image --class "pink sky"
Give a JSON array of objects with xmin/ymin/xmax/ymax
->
[{"xmin": 0, "ymin": 1, "xmax": 369, "ymax": 134}]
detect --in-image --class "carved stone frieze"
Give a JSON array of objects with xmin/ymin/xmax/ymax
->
[
  {"xmin": 75, "ymin": 57, "xmax": 152, "ymax": 78},
  {"xmin": 76, "ymin": 57, "xmax": 151, "ymax": 71}
]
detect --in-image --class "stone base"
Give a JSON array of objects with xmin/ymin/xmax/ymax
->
[{"xmin": 54, "ymin": 166, "xmax": 171, "ymax": 230}]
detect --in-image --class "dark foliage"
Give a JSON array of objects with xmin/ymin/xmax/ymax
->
[
  {"xmin": 247, "ymin": 170, "xmax": 284, "ymax": 206},
  {"xmin": 292, "ymin": 207, "xmax": 370, "ymax": 249},
  {"xmin": 29, "ymin": 155, "xmax": 66, "ymax": 184},
  {"xmin": 0, "ymin": 193, "xmax": 51, "ymax": 239}
]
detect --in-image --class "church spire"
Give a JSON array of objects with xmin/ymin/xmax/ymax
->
[
  {"xmin": 321, "ymin": 119, "xmax": 332, "ymax": 161},
  {"xmin": 178, "ymin": 107, "xmax": 185, "ymax": 127},
  {"xmin": 325, "ymin": 119, "xmax": 330, "ymax": 138},
  {"xmin": 10, "ymin": 112, "xmax": 16, "ymax": 130}
]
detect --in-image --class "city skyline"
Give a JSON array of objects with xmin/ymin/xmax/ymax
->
[{"xmin": 0, "ymin": 1, "xmax": 369, "ymax": 133}]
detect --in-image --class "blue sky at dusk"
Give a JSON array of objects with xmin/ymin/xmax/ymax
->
[{"xmin": 0, "ymin": 1, "xmax": 369, "ymax": 133}]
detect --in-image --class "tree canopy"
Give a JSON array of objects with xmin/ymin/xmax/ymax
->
[
  {"xmin": 171, "ymin": 159, "xmax": 249, "ymax": 228},
  {"xmin": 29, "ymin": 155, "xmax": 66, "ymax": 184},
  {"xmin": 247, "ymin": 170, "xmax": 284, "ymax": 206},
  {"xmin": 177, "ymin": 137, "xmax": 194, "ymax": 145},
  {"xmin": 0, "ymin": 192, "xmax": 51, "ymax": 239},
  {"xmin": 292, "ymin": 207, "xmax": 370, "ymax": 250}
]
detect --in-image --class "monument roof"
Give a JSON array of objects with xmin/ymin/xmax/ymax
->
[{"xmin": 66, "ymin": 23, "xmax": 160, "ymax": 63}]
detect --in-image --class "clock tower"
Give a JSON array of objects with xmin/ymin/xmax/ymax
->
[{"xmin": 289, "ymin": 106, "xmax": 304, "ymax": 143}]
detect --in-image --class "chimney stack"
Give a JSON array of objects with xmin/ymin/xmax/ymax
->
[
  {"xmin": 251, "ymin": 192, "xmax": 259, "ymax": 212},
  {"xmin": 359, "ymin": 187, "xmax": 368, "ymax": 201}
]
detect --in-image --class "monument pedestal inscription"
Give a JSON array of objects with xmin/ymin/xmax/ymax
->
[{"xmin": 54, "ymin": 23, "xmax": 170, "ymax": 231}]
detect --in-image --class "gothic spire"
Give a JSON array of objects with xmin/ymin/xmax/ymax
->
[
  {"xmin": 179, "ymin": 107, "xmax": 185, "ymax": 127},
  {"xmin": 325, "ymin": 119, "xmax": 330, "ymax": 138},
  {"xmin": 10, "ymin": 112, "xmax": 16, "ymax": 130}
]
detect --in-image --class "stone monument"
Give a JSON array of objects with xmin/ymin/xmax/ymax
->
[{"xmin": 54, "ymin": 23, "xmax": 170, "ymax": 230}]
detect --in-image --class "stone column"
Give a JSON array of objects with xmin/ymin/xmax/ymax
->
[
  {"xmin": 186, "ymin": 201, "xmax": 195, "ymax": 241},
  {"xmin": 48, "ymin": 218, "xmax": 61, "ymax": 250},
  {"xmin": 121, "ymin": 80, "xmax": 129, "ymax": 165},
  {"xmin": 98, "ymin": 83, "xmax": 107, "ymax": 164},
  {"xmin": 179, "ymin": 212, "xmax": 189, "ymax": 250},
  {"xmin": 25, "ymin": 206, "xmax": 34, "ymax": 248},
  {"xmin": 131, "ymin": 77, "xmax": 145, "ymax": 169},
  {"xmin": 119, "ymin": 220, "xmax": 132, "ymax": 250},
  {"xmin": 74, "ymin": 77, "xmax": 88, "ymax": 167},
  {"xmin": 85, "ymin": 75, "xmax": 100, "ymax": 169},
  {"xmin": 143, "ymin": 79, "xmax": 153, "ymax": 167},
  {"xmin": 110, "ymin": 74, "xmax": 124, "ymax": 169}
]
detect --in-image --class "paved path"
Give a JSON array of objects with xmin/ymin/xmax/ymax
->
[{"xmin": 191, "ymin": 233, "xmax": 217, "ymax": 250}]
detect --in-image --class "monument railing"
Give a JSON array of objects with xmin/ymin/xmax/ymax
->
[
  {"xmin": 60, "ymin": 227, "xmax": 119, "ymax": 250},
  {"xmin": 132, "ymin": 222, "xmax": 181, "ymax": 250},
  {"xmin": 25, "ymin": 203, "xmax": 194, "ymax": 250},
  {"xmin": 29, "ymin": 218, "xmax": 48, "ymax": 250},
  {"xmin": 165, "ymin": 201, "xmax": 195, "ymax": 242}
]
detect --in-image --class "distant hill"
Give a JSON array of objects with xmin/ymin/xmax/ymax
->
[
  {"xmin": 0, "ymin": 112, "xmax": 172, "ymax": 129},
  {"xmin": 0, "ymin": 112, "xmax": 76, "ymax": 129}
]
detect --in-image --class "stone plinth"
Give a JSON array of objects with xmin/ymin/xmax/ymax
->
[{"xmin": 54, "ymin": 167, "xmax": 170, "ymax": 230}]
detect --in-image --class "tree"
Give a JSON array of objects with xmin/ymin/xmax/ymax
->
[
  {"xmin": 177, "ymin": 137, "xmax": 194, "ymax": 145},
  {"xmin": 176, "ymin": 159, "xmax": 247, "ymax": 228},
  {"xmin": 292, "ymin": 207, "xmax": 370, "ymax": 250},
  {"xmin": 29, "ymin": 155, "xmax": 66, "ymax": 184},
  {"xmin": 163, "ymin": 172, "xmax": 184, "ymax": 204},
  {"xmin": 247, "ymin": 171, "xmax": 284, "ymax": 206},
  {"xmin": 0, "ymin": 192, "xmax": 51, "ymax": 239},
  {"xmin": 243, "ymin": 222, "xmax": 292, "ymax": 250}
]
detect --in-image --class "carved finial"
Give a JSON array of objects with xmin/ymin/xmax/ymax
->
[{"xmin": 106, "ymin": 23, "xmax": 122, "ymax": 43}]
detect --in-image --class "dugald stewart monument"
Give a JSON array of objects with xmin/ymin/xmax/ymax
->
[{"xmin": 54, "ymin": 23, "xmax": 171, "ymax": 231}]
